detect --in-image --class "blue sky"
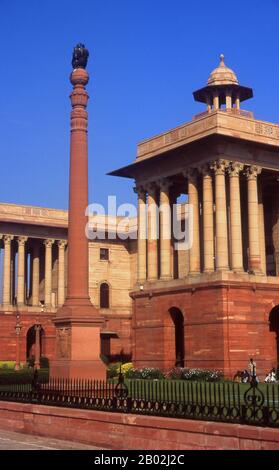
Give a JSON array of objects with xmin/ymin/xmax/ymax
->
[{"xmin": 0, "ymin": 0, "xmax": 279, "ymax": 212}]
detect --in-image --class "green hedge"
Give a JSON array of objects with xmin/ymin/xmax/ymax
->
[{"xmin": 0, "ymin": 368, "xmax": 49, "ymax": 385}]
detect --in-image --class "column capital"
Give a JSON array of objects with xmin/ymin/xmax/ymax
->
[
  {"xmin": 199, "ymin": 163, "xmax": 212, "ymax": 177},
  {"xmin": 44, "ymin": 238, "xmax": 55, "ymax": 248},
  {"xmin": 228, "ymin": 161, "xmax": 244, "ymax": 177},
  {"xmin": 183, "ymin": 167, "xmax": 199, "ymax": 180},
  {"xmin": 3, "ymin": 235, "xmax": 14, "ymax": 244},
  {"xmin": 210, "ymin": 159, "xmax": 229, "ymax": 175},
  {"xmin": 245, "ymin": 165, "xmax": 262, "ymax": 180},
  {"xmin": 57, "ymin": 239, "xmax": 67, "ymax": 249},
  {"xmin": 158, "ymin": 177, "xmax": 172, "ymax": 191},
  {"xmin": 17, "ymin": 236, "xmax": 27, "ymax": 246},
  {"xmin": 133, "ymin": 185, "xmax": 146, "ymax": 199},
  {"xmin": 145, "ymin": 181, "xmax": 158, "ymax": 195}
]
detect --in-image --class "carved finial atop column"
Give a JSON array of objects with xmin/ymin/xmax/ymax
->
[{"xmin": 71, "ymin": 43, "xmax": 89, "ymax": 70}]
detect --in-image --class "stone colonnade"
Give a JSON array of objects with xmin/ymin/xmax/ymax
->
[
  {"xmin": 0, "ymin": 237, "xmax": 67, "ymax": 309},
  {"xmin": 135, "ymin": 160, "xmax": 265, "ymax": 282}
]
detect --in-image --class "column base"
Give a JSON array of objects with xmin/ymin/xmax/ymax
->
[{"xmin": 51, "ymin": 359, "xmax": 106, "ymax": 380}]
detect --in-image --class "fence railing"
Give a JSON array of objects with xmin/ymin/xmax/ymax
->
[{"xmin": 0, "ymin": 376, "xmax": 278, "ymax": 428}]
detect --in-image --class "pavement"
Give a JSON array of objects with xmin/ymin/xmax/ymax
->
[{"xmin": 0, "ymin": 429, "xmax": 104, "ymax": 450}]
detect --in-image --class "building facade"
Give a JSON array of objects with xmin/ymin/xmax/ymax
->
[{"xmin": 1, "ymin": 56, "xmax": 279, "ymax": 377}]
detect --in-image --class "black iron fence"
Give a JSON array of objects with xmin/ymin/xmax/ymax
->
[{"xmin": 0, "ymin": 376, "xmax": 278, "ymax": 428}]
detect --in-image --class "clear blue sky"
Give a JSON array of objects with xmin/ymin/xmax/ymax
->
[{"xmin": 0, "ymin": 0, "xmax": 278, "ymax": 211}]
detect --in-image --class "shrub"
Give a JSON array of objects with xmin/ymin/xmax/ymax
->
[
  {"xmin": 126, "ymin": 367, "xmax": 164, "ymax": 380},
  {"xmin": 0, "ymin": 361, "xmax": 17, "ymax": 370},
  {"xmin": 166, "ymin": 368, "xmax": 223, "ymax": 382},
  {"xmin": 107, "ymin": 362, "xmax": 134, "ymax": 379},
  {"xmin": 0, "ymin": 368, "xmax": 49, "ymax": 385}
]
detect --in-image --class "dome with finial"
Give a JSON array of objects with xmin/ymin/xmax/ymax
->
[{"xmin": 207, "ymin": 54, "xmax": 239, "ymax": 86}]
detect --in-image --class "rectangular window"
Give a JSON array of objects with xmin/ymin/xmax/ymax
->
[{"xmin": 100, "ymin": 248, "xmax": 109, "ymax": 261}]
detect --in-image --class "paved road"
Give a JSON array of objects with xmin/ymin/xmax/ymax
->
[{"xmin": 0, "ymin": 429, "xmax": 104, "ymax": 450}]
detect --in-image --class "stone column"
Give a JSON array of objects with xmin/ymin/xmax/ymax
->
[
  {"xmin": 58, "ymin": 240, "xmax": 67, "ymax": 306},
  {"xmin": 17, "ymin": 236, "xmax": 28, "ymax": 306},
  {"xmin": 44, "ymin": 239, "xmax": 54, "ymax": 308},
  {"xmin": 34, "ymin": 324, "xmax": 41, "ymax": 370},
  {"xmin": 201, "ymin": 165, "xmax": 214, "ymax": 273},
  {"xmin": 228, "ymin": 162, "xmax": 244, "ymax": 272},
  {"xmin": 32, "ymin": 242, "xmax": 40, "ymax": 307},
  {"xmin": 213, "ymin": 92, "xmax": 219, "ymax": 110},
  {"xmin": 258, "ymin": 182, "xmax": 266, "ymax": 275},
  {"xmin": 2, "ymin": 235, "xmax": 13, "ymax": 307},
  {"xmin": 159, "ymin": 178, "xmax": 172, "ymax": 280},
  {"xmin": 186, "ymin": 168, "xmax": 200, "ymax": 275},
  {"xmin": 147, "ymin": 183, "xmax": 159, "ymax": 281},
  {"xmin": 212, "ymin": 160, "xmax": 229, "ymax": 271},
  {"xmin": 235, "ymin": 94, "xmax": 240, "ymax": 110},
  {"xmin": 246, "ymin": 165, "xmax": 262, "ymax": 274},
  {"xmin": 134, "ymin": 186, "xmax": 147, "ymax": 284},
  {"xmin": 206, "ymin": 95, "xmax": 212, "ymax": 113},
  {"xmin": 226, "ymin": 91, "xmax": 232, "ymax": 109},
  {"xmin": 15, "ymin": 316, "xmax": 21, "ymax": 371}
]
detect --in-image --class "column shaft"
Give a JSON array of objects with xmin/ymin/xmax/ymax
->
[
  {"xmin": 187, "ymin": 169, "xmax": 200, "ymax": 275},
  {"xmin": 258, "ymin": 183, "xmax": 266, "ymax": 275},
  {"xmin": 58, "ymin": 240, "xmax": 67, "ymax": 306},
  {"xmin": 44, "ymin": 239, "xmax": 53, "ymax": 308},
  {"xmin": 17, "ymin": 237, "xmax": 27, "ymax": 306},
  {"xmin": 202, "ymin": 167, "xmax": 214, "ymax": 272},
  {"xmin": 3, "ymin": 235, "xmax": 13, "ymax": 306},
  {"xmin": 246, "ymin": 166, "xmax": 262, "ymax": 273},
  {"xmin": 229, "ymin": 162, "xmax": 244, "ymax": 272},
  {"xmin": 147, "ymin": 185, "xmax": 158, "ymax": 281},
  {"xmin": 135, "ymin": 187, "xmax": 147, "ymax": 283},
  {"xmin": 159, "ymin": 179, "xmax": 172, "ymax": 280},
  {"xmin": 213, "ymin": 160, "xmax": 229, "ymax": 271},
  {"xmin": 32, "ymin": 242, "xmax": 40, "ymax": 307}
]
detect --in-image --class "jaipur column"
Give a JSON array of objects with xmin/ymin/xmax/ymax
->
[
  {"xmin": 228, "ymin": 162, "xmax": 244, "ymax": 272},
  {"xmin": 201, "ymin": 165, "xmax": 214, "ymax": 273},
  {"xmin": 32, "ymin": 241, "xmax": 40, "ymax": 307},
  {"xmin": 135, "ymin": 186, "xmax": 147, "ymax": 284},
  {"xmin": 159, "ymin": 178, "xmax": 172, "ymax": 280},
  {"xmin": 246, "ymin": 165, "xmax": 262, "ymax": 274},
  {"xmin": 44, "ymin": 239, "xmax": 54, "ymax": 308},
  {"xmin": 17, "ymin": 236, "xmax": 28, "ymax": 306},
  {"xmin": 58, "ymin": 240, "xmax": 67, "ymax": 306},
  {"xmin": 2, "ymin": 235, "xmax": 13, "ymax": 307},
  {"xmin": 147, "ymin": 183, "xmax": 159, "ymax": 281},
  {"xmin": 212, "ymin": 160, "xmax": 229, "ymax": 271},
  {"xmin": 186, "ymin": 168, "xmax": 200, "ymax": 275}
]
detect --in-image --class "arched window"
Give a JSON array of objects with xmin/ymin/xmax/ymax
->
[{"xmin": 100, "ymin": 283, "xmax": 110, "ymax": 309}]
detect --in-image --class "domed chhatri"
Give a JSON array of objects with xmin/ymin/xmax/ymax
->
[
  {"xmin": 207, "ymin": 54, "xmax": 239, "ymax": 86},
  {"xmin": 193, "ymin": 54, "xmax": 253, "ymax": 111}
]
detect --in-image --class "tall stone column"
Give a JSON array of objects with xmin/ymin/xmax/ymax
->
[
  {"xmin": 2, "ymin": 235, "xmax": 13, "ymax": 307},
  {"xmin": 159, "ymin": 178, "xmax": 172, "ymax": 280},
  {"xmin": 258, "ymin": 182, "xmax": 266, "ymax": 275},
  {"xmin": 147, "ymin": 183, "xmax": 159, "ymax": 281},
  {"xmin": 212, "ymin": 160, "xmax": 229, "ymax": 271},
  {"xmin": 32, "ymin": 242, "xmax": 40, "ymax": 307},
  {"xmin": 44, "ymin": 239, "xmax": 54, "ymax": 308},
  {"xmin": 186, "ymin": 168, "xmax": 200, "ymax": 275},
  {"xmin": 17, "ymin": 236, "xmax": 28, "ymax": 306},
  {"xmin": 228, "ymin": 162, "xmax": 244, "ymax": 272},
  {"xmin": 201, "ymin": 165, "xmax": 214, "ymax": 273},
  {"xmin": 52, "ymin": 44, "xmax": 106, "ymax": 380},
  {"xmin": 134, "ymin": 186, "xmax": 147, "ymax": 284},
  {"xmin": 58, "ymin": 240, "xmax": 67, "ymax": 306},
  {"xmin": 246, "ymin": 165, "xmax": 262, "ymax": 274}
]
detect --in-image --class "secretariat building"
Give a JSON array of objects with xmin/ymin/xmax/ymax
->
[{"xmin": 1, "ymin": 56, "xmax": 279, "ymax": 377}]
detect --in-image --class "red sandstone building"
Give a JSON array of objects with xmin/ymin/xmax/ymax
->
[{"xmin": 1, "ymin": 55, "xmax": 279, "ymax": 377}]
